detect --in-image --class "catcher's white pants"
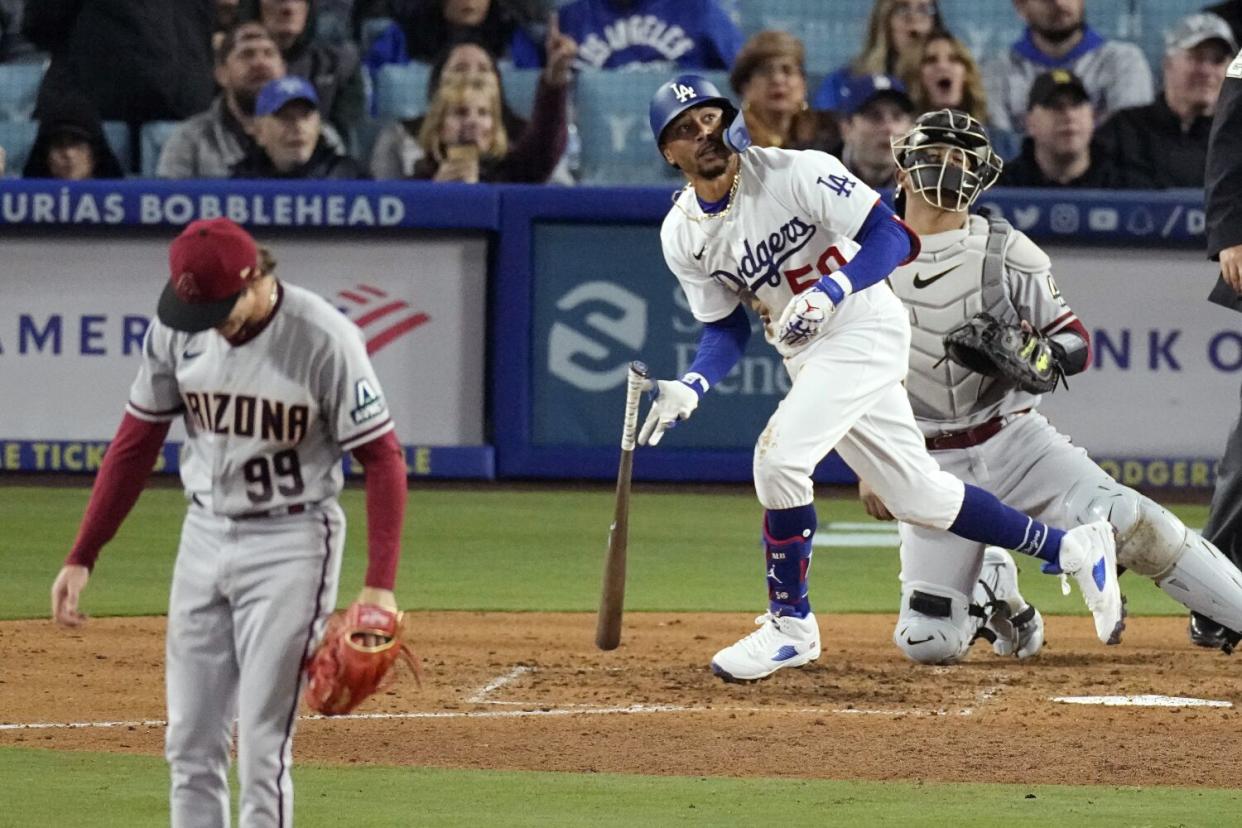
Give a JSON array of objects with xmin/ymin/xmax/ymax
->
[
  {"xmin": 897, "ymin": 411, "xmax": 1104, "ymax": 600},
  {"xmin": 165, "ymin": 501, "xmax": 344, "ymax": 828},
  {"xmin": 754, "ymin": 284, "xmax": 965, "ymax": 527}
]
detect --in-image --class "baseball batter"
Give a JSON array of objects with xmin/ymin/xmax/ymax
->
[
  {"xmin": 865, "ymin": 108, "xmax": 1242, "ymax": 664},
  {"xmin": 641, "ymin": 75, "xmax": 1122, "ymax": 684},
  {"xmin": 50, "ymin": 218, "xmax": 411, "ymax": 827}
]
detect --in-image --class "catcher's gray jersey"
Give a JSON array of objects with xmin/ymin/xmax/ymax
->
[
  {"xmin": 126, "ymin": 281, "xmax": 394, "ymax": 515},
  {"xmin": 887, "ymin": 214, "xmax": 1076, "ymax": 436}
]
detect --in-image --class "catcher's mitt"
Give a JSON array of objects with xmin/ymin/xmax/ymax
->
[
  {"xmin": 941, "ymin": 312, "xmax": 1065, "ymax": 395},
  {"xmin": 303, "ymin": 602, "xmax": 422, "ymax": 716}
]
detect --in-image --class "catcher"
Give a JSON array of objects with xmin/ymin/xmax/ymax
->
[{"xmin": 861, "ymin": 109, "xmax": 1242, "ymax": 664}]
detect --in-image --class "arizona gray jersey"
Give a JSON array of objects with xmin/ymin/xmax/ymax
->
[
  {"xmin": 126, "ymin": 281, "xmax": 394, "ymax": 515},
  {"xmin": 887, "ymin": 214, "xmax": 1077, "ymax": 436},
  {"xmin": 984, "ymin": 37, "xmax": 1154, "ymax": 133}
]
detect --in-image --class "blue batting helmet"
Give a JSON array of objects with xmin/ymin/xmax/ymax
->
[{"xmin": 648, "ymin": 74, "xmax": 751, "ymax": 155}]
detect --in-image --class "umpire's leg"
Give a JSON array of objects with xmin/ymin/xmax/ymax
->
[{"xmin": 1205, "ymin": 384, "xmax": 1242, "ymax": 565}]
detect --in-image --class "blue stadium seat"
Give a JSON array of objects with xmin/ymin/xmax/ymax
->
[
  {"xmin": 102, "ymin": 121, "xmax": 132, "ymax": 175},
  {"xmin": 737, "ymin": 0, "xmax": 866, "ymax": 75},
  {"xmin": 374, "ymin": 63, "xmax": 432, "ymax": 119},
  {"xmin": 575, "ymin": 69, "xmax": 729, "ymax": 186},
  {"xmin": 349, "ymin": 118, "xmax": 386, "ymax": 166},
  {"xmin": 501, "ymin": 68, "xmax": 543, "ymax": 118},
  {"xmin": 140, "ymin": 121, "xmax": 181, "ymax": 178},
  {"xmin": 0, "ymin": 61, "xmax": 46, "ymax": 120},
  {"xmin": 0, "ymin": 120, "xmax": 37, "ymax": 175}
]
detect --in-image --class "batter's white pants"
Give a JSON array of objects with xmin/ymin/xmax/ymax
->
[
  {"xmin": 165, "ymin": 501, "xmax": 344, "ymax": 828},
  {"xmin": 754, "ymin": 285, "xmax": 965, "ymax": 527}
]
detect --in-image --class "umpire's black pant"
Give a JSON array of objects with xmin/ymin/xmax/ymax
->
[{"xmin": 1206, "ymin": 382, "xmax": 1242, "ymax": 564}]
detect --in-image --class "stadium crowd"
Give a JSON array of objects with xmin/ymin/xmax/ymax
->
[{"xmin": 0, "ymin": 0, "xmax": 1236, "ymax": 187}]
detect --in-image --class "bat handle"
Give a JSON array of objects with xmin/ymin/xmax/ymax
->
[{"xmin": 620, "ymin": 361, "xmax": 649, "ymax": 451}]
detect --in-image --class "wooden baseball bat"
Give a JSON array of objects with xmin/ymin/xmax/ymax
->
[{"xmin": 595, "ymin": 360, "xmax": 649, "ymax": 651}]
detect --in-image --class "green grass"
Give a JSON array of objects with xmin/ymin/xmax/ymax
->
[
  {"xmin": 0, "ymin": 485, "xmax": 1197, "ymax": 620},
  {"xmin": 1, "ymin": 747, "xmax": 1238, "ymax": 828},
  {"xmin": 0, "ymin": 485, "xmax": 1229, "ymax": 824}
]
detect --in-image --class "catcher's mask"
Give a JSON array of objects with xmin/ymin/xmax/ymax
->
[{"xmin": 890, "ymin": 109, "xmax": 1002, "ymax": 212}]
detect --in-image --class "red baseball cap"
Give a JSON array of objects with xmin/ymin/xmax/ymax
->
[{"xmin": 158, "ymin": 218, "xmax": 260, "ymax": 332}]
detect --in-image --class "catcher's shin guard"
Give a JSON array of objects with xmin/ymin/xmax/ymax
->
[
  {"xmin": 1157, "ymin": 537, "xmax": 1242, "ymax": 635},
  {"xmin": 1063, "ymin": 478, "xmax": 1242, "ymax": 633}
]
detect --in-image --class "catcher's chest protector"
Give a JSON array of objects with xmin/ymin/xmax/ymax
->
[{"xmin": 890, "ymin": 214, "xmax": 1033, "ymax": 425}]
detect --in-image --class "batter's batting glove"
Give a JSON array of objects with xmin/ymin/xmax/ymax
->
[
  {"xmin": 638, "ymin": 379, "xmax": 700, "ymax": 447},
  {"xmin": 775, "ymin": 285, "xmax": 837, "ymax": 356}
]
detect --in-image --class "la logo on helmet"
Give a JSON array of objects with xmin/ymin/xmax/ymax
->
[{"xmin": 671, "ymin": 83, "xmax": 697, "ymax": 103}]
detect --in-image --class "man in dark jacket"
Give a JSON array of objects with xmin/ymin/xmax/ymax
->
[
  {"xmin": 23, "ymin": 0, "xmax": 215, "ymax": 125},
  {"xmin": 1190, "ymin": 34, "xmax": 1242, "ymax": 650},
  {"xmin": 1095, "ymin": 13, "xmax": 1235, "ymax": 189},
  {"xmin": 997, "ymin": 69, "xmax": 1123, "ymax": 188},
  {"xmin": 231, "ymin": 75, "xmax": 363, "ymax": 178}
]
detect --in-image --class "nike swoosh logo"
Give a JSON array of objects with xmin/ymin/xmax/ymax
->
[
  {"xmin": 912, "ymin": 263, "xmax": 961, "ymax": 289},
  {"xmin": 183, "ymin": 349, "xmax": 203, "ymax": 360},
  {"xmin": 692, "ymin": 245, "xmax": 707, "ymax": 261},
  {"xmin": 905, "ymin": 635, "xmax": 935, "ymax": 646}
]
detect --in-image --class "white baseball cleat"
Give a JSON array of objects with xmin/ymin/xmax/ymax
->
[
  {"xmin": 975, "ymin": 547, "xmax": 1044, "ymax": 658},
  {"xmin": 1058, "ymin": 521, "xmax": 1125, "ymax": 645},
  {"xmin": 710, "ymin": 611, "xmax": 820, "ymax": 683}
]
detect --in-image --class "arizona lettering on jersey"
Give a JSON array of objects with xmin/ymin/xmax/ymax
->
[
  {"xmin": 126, "ymin": 282, "xmax": 394, "ymax": 515},
  {"xmin": 661, "ymin": 146, "xmax": 874, "ymax": 343},
  {"xmin": 182, "ymin": 392, "xmax": 310, "ymax": 442}
]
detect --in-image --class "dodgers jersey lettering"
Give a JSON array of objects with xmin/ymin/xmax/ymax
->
[
  {"xmin": 660, "ymin": 146, "xmax": 876, "ymax": 347},
  {"xmin": 888, "ymin": 214, "xmax": 1076, "ymax": 434},
  {"xmin": 126, "ymin": 282, "xmax": 394, "ymax": 515}
]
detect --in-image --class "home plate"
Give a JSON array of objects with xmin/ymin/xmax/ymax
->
[{"xmin": 1051, "ymin": 694, "xmax": 1233, "ymax": 708}]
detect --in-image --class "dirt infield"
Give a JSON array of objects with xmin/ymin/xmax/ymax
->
[{"xmin": 2, "ymin": 612, "xmax": 1240, "ymax": 787}]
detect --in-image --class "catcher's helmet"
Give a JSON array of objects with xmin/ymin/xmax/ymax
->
[
  {"xmin": 890, "ymin": 109, "xmax": 1002, "ymax": 211},
  {"xmin": 648, "ymin": 74, "xmax": 751, "ymax": 155}
]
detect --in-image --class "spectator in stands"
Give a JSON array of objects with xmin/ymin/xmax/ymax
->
[
  {"xmin": 216, "ymin": 0, "xmax": 242, "ymax": 33},
  {"xmin": 1095, "ymin": 13, "xmax": 1235, "ymax": 189},
  {"xmin": 729, "ymin": 30, "xmax": 841, "ymax": 153},
  {"xmin": 23, "ymin": 0, "xmax": 215, "ymax": 125},
  {"xmin": 985, "ymin": 0, "xmax": 1154, "ymax": 135},
  {"xmin": 22, "ymin": 95, "xmax": 125, "ymax": 179},
  {"xmin": 813, "ymin": 0, "xmax": 944, "ymax": 112},
  {"xmin": 240, "ymin": 0, "xmax": 366, "ymax": 144},
  {"xmin": 997, "ymin": 69, "xmax": 1121, "ymax": 187},
  {"xmin": 897, "ymin": 29, "xmax": 989, "ymax": 124},
  {"xmin": 412, "ymin": 73, "xmax": 563, "ymax": 182},
  {"xmin": 0, "ymin": 0, "xmax": 37, "ymax": 62},
  {"xmin": 369, "ymin": 30, "xmax": 575, "ymax": 181},
  {"xmin": 510, "ymin": 0, "xmax": 741, "ymax": 71},
  {"xmin": 231, "ymin": 75, "xmax": 364, "ymax": 178},
  {"xmin": 1205, "ymin": 1, "xmax": 1242, "ymax": 48},
  {"xmin": 365, "ymin": 0, "xmax": 542, "ymax": 73},
  {"xmin": 159, "ymin": 22, "xmax": 286, "ymax": 179},
  {"xmin": 838, "ymin": 73, "xmax": 915, "ymax": 188}
]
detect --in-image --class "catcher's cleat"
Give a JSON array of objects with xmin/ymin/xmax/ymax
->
[
  {"xmin": 1189, "ymin": 612, "xmax": 1241, "ymax": 655},
  {"xmin": 973, "ymin": 547, "xmax": 1044, "ymax": 659},
  {"xmin": 710, "ymin": 611, "xmax": 820, "ymax": 683},
  {"xmin": 1058, "ymin": 521, "xmax": 1125, "ymax": 645}
]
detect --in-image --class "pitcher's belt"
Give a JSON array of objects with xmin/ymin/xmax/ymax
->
[{"xmin": 925, "ymin": 409, "xmax": 1031, "ymax": 451}]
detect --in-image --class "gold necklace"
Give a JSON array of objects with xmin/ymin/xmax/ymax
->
[{"xmin": 672, "ymin": 166, "xmax": 742, "ymax": 223}]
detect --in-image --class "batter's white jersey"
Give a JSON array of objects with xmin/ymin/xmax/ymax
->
[
  {"xmin": 661, "ymin": 146, "xmax": 879, "ymax": 349},
  {"xmin": 887, "ymin": 214, "xmax": 1078, "ymax": 437},
  {"xmin": 125, "ymin": 281, "xmax": 394, "ymax": 515}
]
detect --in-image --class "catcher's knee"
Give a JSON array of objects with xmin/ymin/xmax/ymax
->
[
  {"xmin": 893, "ymin": 583, "xmax": 975, "ymax": 665},
  {"xmin": 1062, "ymin": 477, "xmax": 1187, "ymax": 578}
]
